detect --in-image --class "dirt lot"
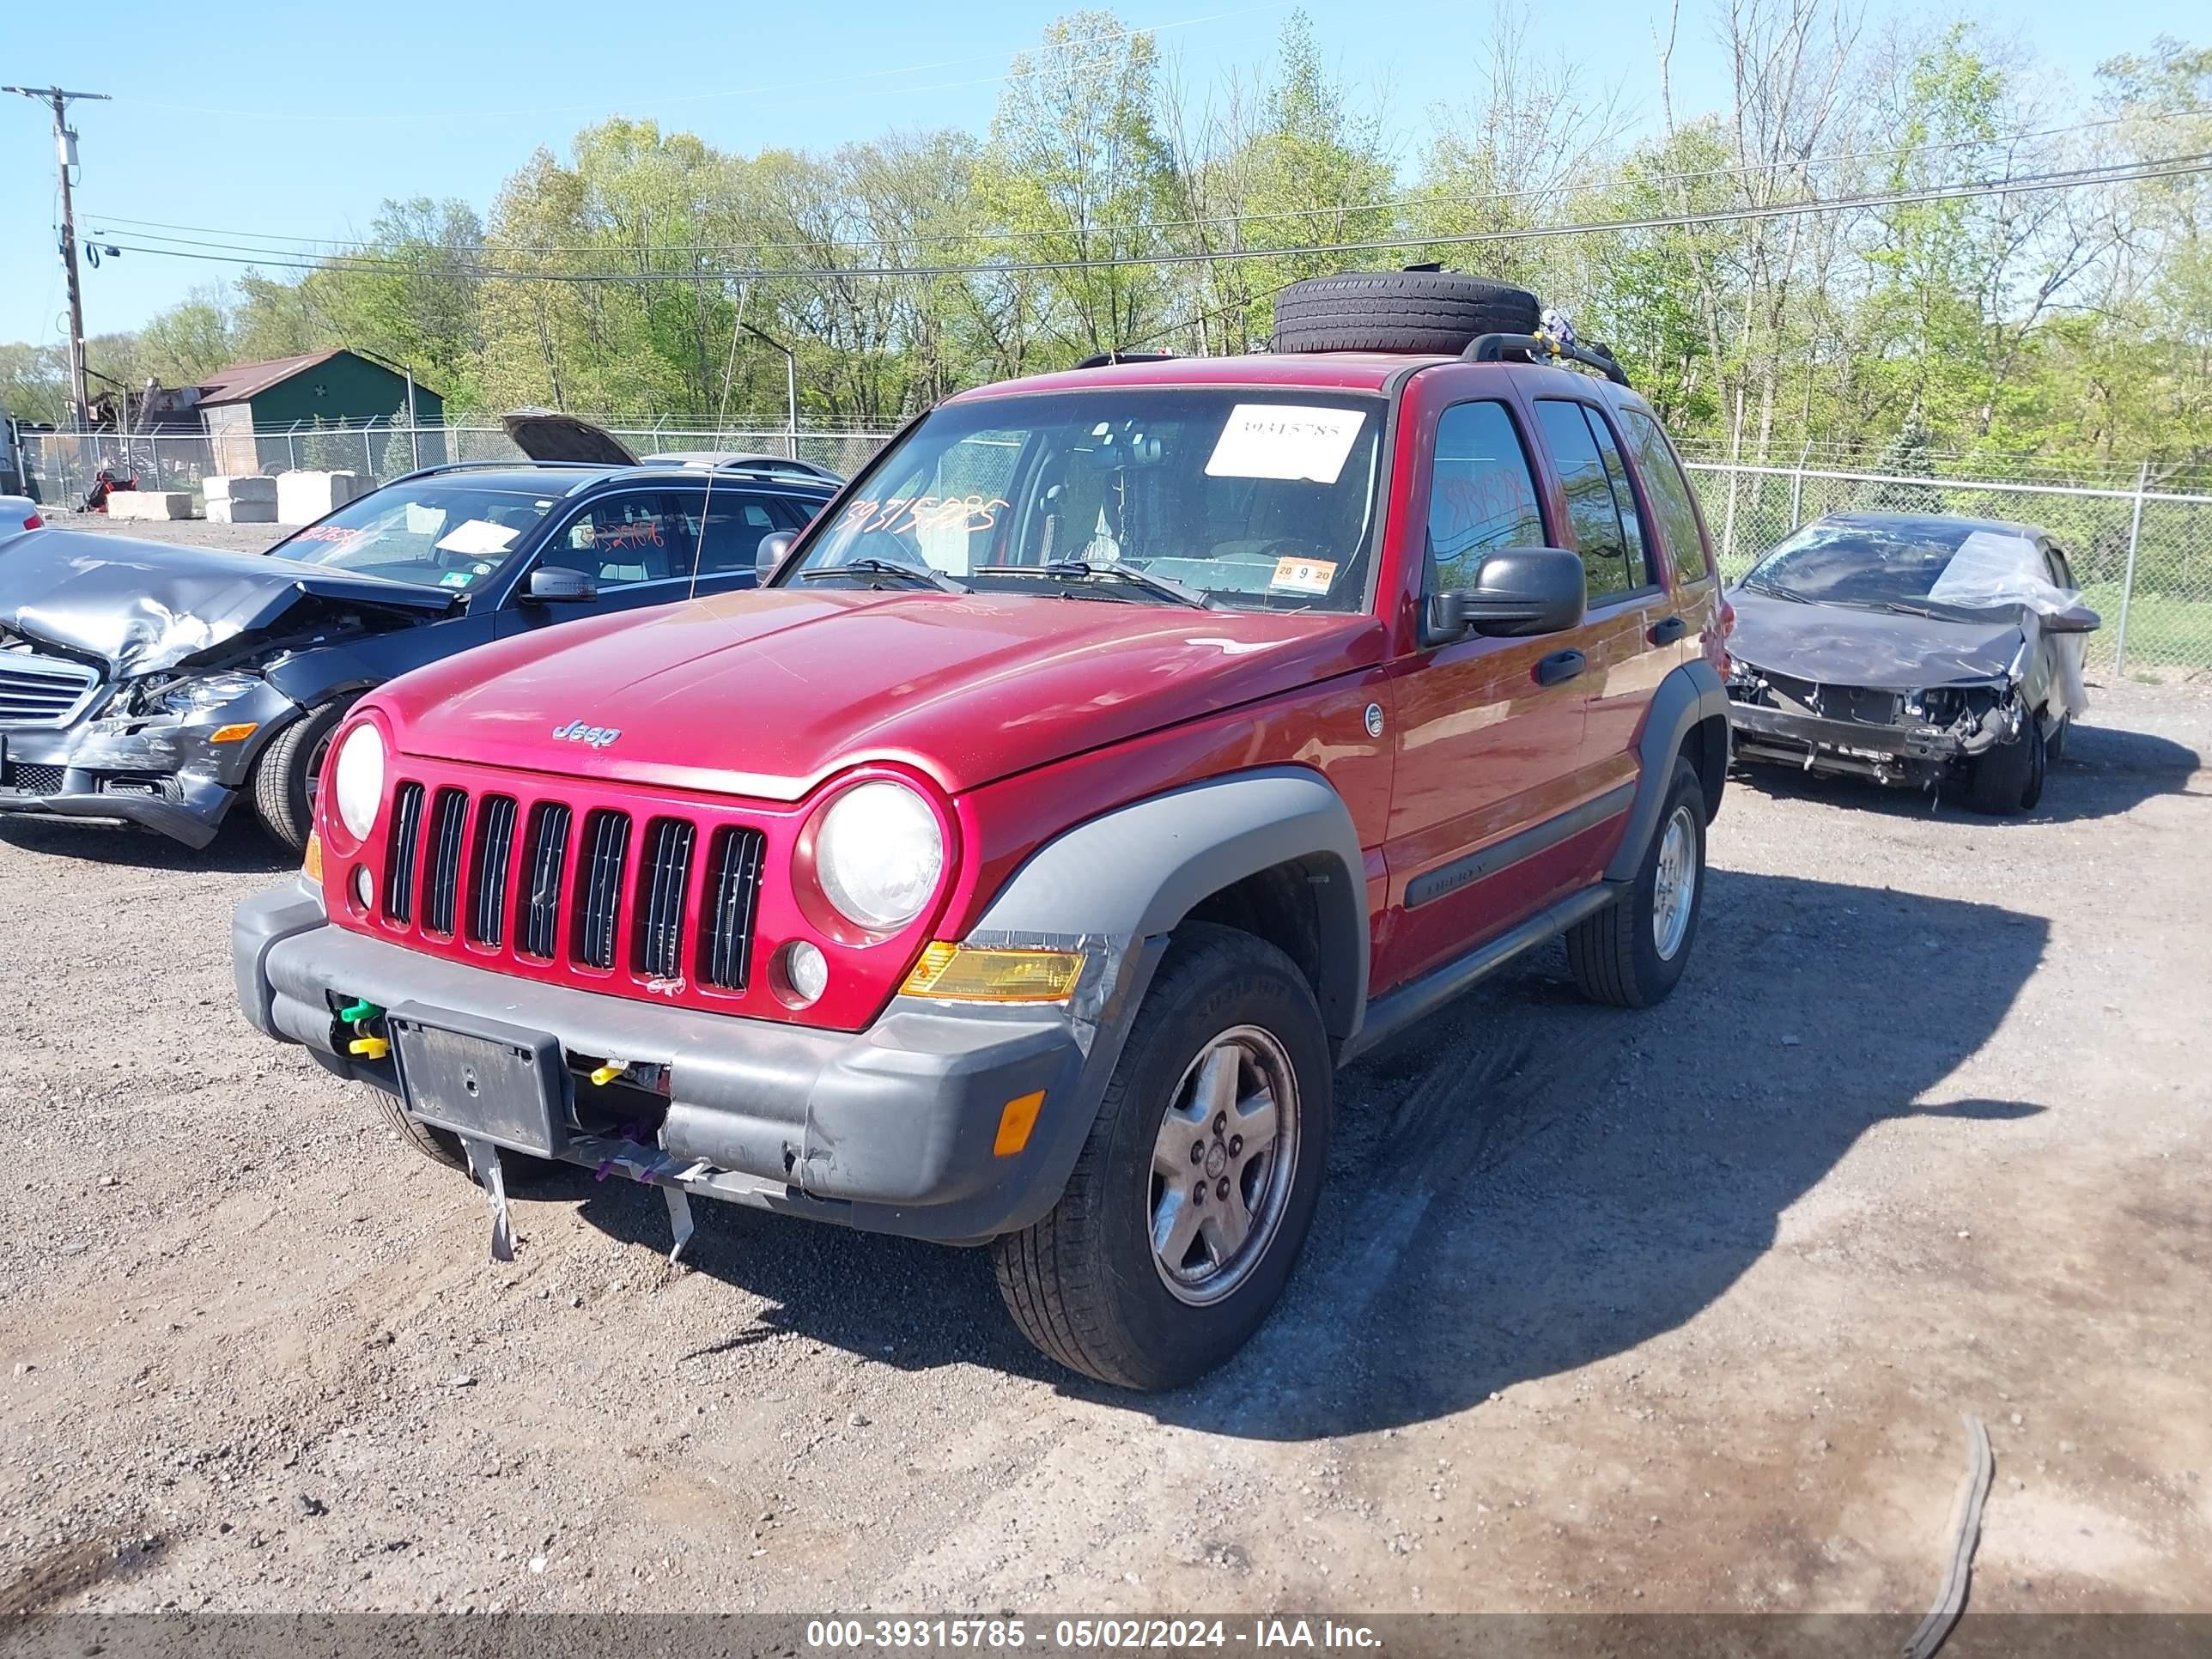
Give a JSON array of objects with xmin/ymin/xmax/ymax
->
[{"xmin": 1, "ymin": 529, "xmax": 2207, "ymax": 1618}]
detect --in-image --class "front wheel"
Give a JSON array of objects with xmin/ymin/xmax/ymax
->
[
  {"xmin": 251, "ymin": 698, "xmax": 352, "ymax": 852},
  {"xmin": 993, "ymin": 924, "xmax": 1333, "ymax": 1390},
  {"xmin": 1566, "ymin": 757, "xmax": 1707, "ymax": 1008}
]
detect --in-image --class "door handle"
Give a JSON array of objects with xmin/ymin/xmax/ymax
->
[
  {"xmin": 1650, "ymin": 615, "xmax": 1686, "ymax": 645},
  {"xmin": 1536, "ymin": 649, "xmax": 1586, "ymax": 686}
]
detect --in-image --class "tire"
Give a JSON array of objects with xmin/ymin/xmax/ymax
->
[
  {"xmin": 251, "ymin": 698, "xmax": 352, "ymax": 853},
  {"xmin": 993, "ymin": 923, "xmax": 1334, "ymax": 1390},
  {"xmin": 1566, "ymin": 758, "xmax": 1707, "ymax": 1009},
  {"xmin": 1966, "ymin": 718, "xmax": 2039, "ymax": 816},
  {"xmin": 1270, "ymin": 270, "xmax": 1541, "ymax": 355},
  {"xmin": 370, "ymin": 1090, "xmax": 563, "ymax": 1187}
]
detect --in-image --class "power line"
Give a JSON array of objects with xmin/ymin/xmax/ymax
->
[
  {"xmin": 81, "ymin": 104, "xmax": 2212, "ymax": 264},
  {"xmin": 87, "ymin": 152, "xmax": 2212, "ymax": 286}
]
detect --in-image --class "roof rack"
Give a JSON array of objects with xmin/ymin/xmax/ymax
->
[
  {"xmin": 1464, "ymin": 331, "xmax": 1631, "ymax": 387},
  {"xmin": 391, "ymin": 458, "xmax": 616, "ymax": 484},
  {"xmin": 1073, "ymin": 349, "xmax": 1178, "ymax": 370}
]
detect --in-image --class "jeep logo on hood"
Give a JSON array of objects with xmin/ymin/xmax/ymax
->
[{"xmin": 551, "ymin": 720, "xmax": 621, "ymax": 750}]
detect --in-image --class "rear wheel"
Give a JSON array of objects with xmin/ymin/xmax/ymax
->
[
  {"xmin": 1567, "ymin": 758, "xmax": 1707, "ymax": 1009},
  {"xmin": 251, "ymin": 698, "xmax": 351, "ymax": 852},
  {"xmin": 993, "ymin": 924, "xmax": 1332, "ymax": 1390}
]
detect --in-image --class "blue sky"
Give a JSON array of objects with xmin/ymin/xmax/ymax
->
[{"xmin": 3, "ymin": 0, "xmax": 2203, "ymax": 349}]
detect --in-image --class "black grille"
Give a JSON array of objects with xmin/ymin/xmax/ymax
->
[
  {"xmin": 0, "ymin": 761, "xmax": 66, "ymax": 795},
  {"xmin": 384, "ymin": 783, "xmax": 427, "ymax": 924},
  {"xmin": 517, "ymin": 801, "xmax": 571, "ymax": 959},
  {"xmin": 700, "ymin": 825, "xmax": 766, "ymax": 990},
  {"xmin": 467, "ymin": 795, "xmax": 518, "ymax": 947},
  {"xmin": 422, "ymin": 788, "xmax": 468, "ymax": 935},
  {"xmin": 634, "ymin": 818, "xmax": 696, "ymax": 981},
  {"xmin": 0, "ymin": 655, "xmax": 96, "ymax": 724},
  {"xmin": 571, "ymin": 811, "xmax": 631, "ymax": 970}
]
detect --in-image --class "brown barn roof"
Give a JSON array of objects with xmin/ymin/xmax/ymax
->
[{"xmin": 193, "ymin": 349, "xmax": 353, "ymax": 406}]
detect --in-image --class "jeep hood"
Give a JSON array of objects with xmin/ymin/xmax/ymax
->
[
  {"xmin": 379, "ymin": 589, "xmax": 1383, "ymax": 799},
  {"xmin": 0, "ymin": 530, "xmax": 456, "ymax": 675},
  {"xmin": 1729, "ymin": 587, "xmax": 2026, "ymax": 690}
]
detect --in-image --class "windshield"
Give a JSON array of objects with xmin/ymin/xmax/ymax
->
[
  {"xmin": 277, "ymin": 483, "xmax": 559, "ymax": 591},
  {"xmin": 783, "ymin": 388, "xmax": 1387, "ymax": 611},
  {"xmin": 1745, "ymin": 519, "xmax": 2010, "ymax": 610}
]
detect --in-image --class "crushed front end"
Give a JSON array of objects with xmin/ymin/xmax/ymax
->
[
  {"xmin": 1724, "ymin": 658, "xmax": 2023, "ymax": 790},
  {"xmin": 0, "ymin": 629, "xmax": 301, "ymax": 846}
]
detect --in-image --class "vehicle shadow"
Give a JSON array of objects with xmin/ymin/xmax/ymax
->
[
  {"xmin": 0, "ymin": 812, "xmax": 294, "ymax": 875},
  {"xmin": 1730, "ymin": 714, "xmax": 2203, "ymax": 825},
  {"xmin": 570, "ymin": 868, "xmax": 2050, "ymax": 1435}
]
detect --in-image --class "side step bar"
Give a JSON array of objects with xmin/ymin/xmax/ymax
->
[{"xmin": 1340, "ymin": 883, "xmax": 1620, "ymax": 1063}]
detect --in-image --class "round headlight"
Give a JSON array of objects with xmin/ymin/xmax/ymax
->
[
  {"xmin": 814, "ymin": 781, "xmax": 944, "ymax": 932},
  {"xmin": 331, "ymin": 723, "xmax": 386, "ymax": 842}
]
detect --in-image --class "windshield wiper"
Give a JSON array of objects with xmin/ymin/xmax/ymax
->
[
  {"xmin": 1743, "ymin": 577, "xmax": 1814, "ymax": 604},
  {"xmin": 797, "ymin": 558, "xmax": 969, "ymax": 593},
  {"xmin": 972, "ymin": 559, "xmax": 1209, "ymax": 609}
]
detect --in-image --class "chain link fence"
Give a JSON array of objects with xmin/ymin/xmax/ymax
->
[{"xmin": 17, "ymin": 423, "xmax": 2210, "ymax": 680}]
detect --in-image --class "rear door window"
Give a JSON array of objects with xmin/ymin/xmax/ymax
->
[
  {"xmin": 1534, "ymin": 400, "xmax": 1645, "ymax": 602},
  {"xmin": 1616, "ymin": 410, "xmax": 1711, "ymax": 585},
  {"xmin": 668, "ymin": 493, "xmax": 788, "ymax": 576},
  {"xmin": 541, "ymin": 493, "xmax": 696, "ymax": 587},
  {"xmin": 1425, "ymin": 401, "xmax": 1546, "ymax": 594}
]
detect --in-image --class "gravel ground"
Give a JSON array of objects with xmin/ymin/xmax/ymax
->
[{"xmin": 1, "ymin": 535, "xmax": 2206, "ymax": 1618}]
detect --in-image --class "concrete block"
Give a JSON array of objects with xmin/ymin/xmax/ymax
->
[
  {"xmin": 107, "ymin": 490, "xmax": 197, "ymax": 521},
  {"xmin": 276, "ymin": 471, "xmax": 371, "ymax": 525},
  {"xmin": 207, "ymin": 497, "xmax": 280, "ymax": 525},
  {"xmin": 205, "ymin": 473, "xmax": 277, "ymax": 504}
]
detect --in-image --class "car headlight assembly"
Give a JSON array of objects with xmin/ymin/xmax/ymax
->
[
  {"xmin": 331, "ymin": 723, "xmax": 386, "ymax": 842},
  {"xmin": 158, "ymin": 671, "xmax": 264, "ymax": 715},
  {"xmin": 813, "ymin": 781, "xmax": 944, "ymax": 932}
]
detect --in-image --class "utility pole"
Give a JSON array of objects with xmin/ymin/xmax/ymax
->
[{"xmin": 5, "ymin": 85, "xmax": 112, "ymax": 430}]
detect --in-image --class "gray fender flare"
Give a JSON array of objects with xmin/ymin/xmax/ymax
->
[
  {"xmin": 969, "ymin": 764, "xmax": 1369, "ymax": 1044},
  {"xmin": 1605, "ymin": 658, "xmax": 1731, "ymax": 884}
]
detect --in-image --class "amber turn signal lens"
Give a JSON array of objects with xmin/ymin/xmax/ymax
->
[
  {"xmin": 208, "ymin": 722, "xmax": 259, "ymax": 744},
  {"xmin": 900, "ymin": 943, "xmax": 1086, "ymax": 1003},
  {"xmin": 302, "ymin": 831, "xmax": 324, "ymax": 884},
  {"xmin": 994, "ymin": 1091, "xmax": 1046, "ymax": 1157}
]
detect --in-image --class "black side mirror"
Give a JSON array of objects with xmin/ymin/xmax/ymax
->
[
  {"xmin": 755, "ymin": 531, "xmax": 796, "ymax": 582},
  {"xmin": 1427, "ymin": 548, "xmax": 1587, "ymax": 644},
  {"xmin": 2044, "ymin": 604, "xmax": 2101, "ymax": 635},
  {"xmin": 524, "ymin": 566, "xmax": 598, "ymax": 604}
]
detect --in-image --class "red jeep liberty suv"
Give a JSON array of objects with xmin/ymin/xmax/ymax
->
[{"xmin": 234, "ymin": 273, "xmax": 1730, "ymax": 1389}]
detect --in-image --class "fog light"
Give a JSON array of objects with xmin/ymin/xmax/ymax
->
[
  {"xmin": 781, "ymin": 940, "xmax": 829, "ymax": 1006},
  {"xmin": 351, "ymin": 865, "xmax": 374, "ymax": 911}
]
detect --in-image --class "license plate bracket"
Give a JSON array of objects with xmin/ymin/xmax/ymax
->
[{"xmin": 388, "ymin": 1006, "xmax": 570, "ymax": 1158}]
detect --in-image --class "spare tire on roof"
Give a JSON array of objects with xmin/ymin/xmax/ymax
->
[{"xmin": 1270, "ymin": 270, "xmax": 1541, "ymax": 355}]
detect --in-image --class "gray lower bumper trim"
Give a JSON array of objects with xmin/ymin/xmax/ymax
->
[{"xmin": 236, "ymin": 887, "xmax": 1099, "ymax": 1242}]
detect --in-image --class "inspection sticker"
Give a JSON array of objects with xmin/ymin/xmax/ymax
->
[
  {"xmin": 1206, "ymin": 404, "xmax": 1366, "ymax": 483},
  {"xmin": 1269, "ymin": 555, "xmax": 1339, "ymax": 595}
]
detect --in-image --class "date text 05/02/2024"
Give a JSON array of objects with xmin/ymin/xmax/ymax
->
[{"xmin": 804, "ymin": 1618, "xmax": 1384, "ymax": 1650}]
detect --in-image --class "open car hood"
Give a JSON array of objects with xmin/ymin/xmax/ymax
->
[
  {"xmin": 501, "ymin": 409, "xmax": 641, "ymax": 466},
  {"xmin": 0, "ymin": 530, "xmax": 456, "ymax": 676},
  {"xmin": 1729, "ymin": 587, "xmax": 2026, "ymax": 689}
]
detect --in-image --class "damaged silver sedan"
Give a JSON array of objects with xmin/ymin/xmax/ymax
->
[{"xmin": 1724, "ymin": 513, "xmax": 2100, "ymax": 815}]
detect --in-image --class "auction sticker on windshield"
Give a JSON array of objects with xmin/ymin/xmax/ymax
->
[{"xmin": 1206, "ymin": 404, "xmax": 1366, "ymax": 484}]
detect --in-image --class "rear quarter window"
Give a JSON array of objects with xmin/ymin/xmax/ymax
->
[{"xmin": 1618, "ymin": 410, "xmax": 1711, "ymax": 585}]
